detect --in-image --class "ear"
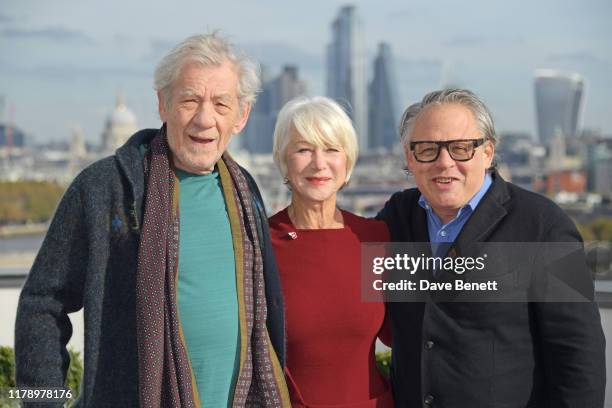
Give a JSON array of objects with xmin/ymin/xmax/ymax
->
[
  {"xmin": 157, "ymin": 91, "xmax": 168, "ymax": 123},
  {"xmin": 405, "ymin": 145, "xmax": 415, "ymax": 173},
  {"xmin": 483, "ymin": 140, "xmax": 495, "ymax": 168},
  {"xmin": 232, "ymin": 102, "xmax": 252, "ymax": 134}
]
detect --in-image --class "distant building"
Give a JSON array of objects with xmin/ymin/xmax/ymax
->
[
  {"xmin": 585, "ymin": 133, "xmax": 612, "ymax": 194},
  {"xmin": 327, "ymin": 5, "xmax": 368, "ymax": 151},
  {"xmin": 544, "ymin": 169, "xmax": 587, "ymax": 194},
  {"xmin": 496, "ymin": 132, "xmax": 546, "ymax": 191},
  {"xmin": 593, "ymin": 156, "xmax": 612, "ymax": 194},
  {"xmin": 101, "ymin": 92, "xmax": 137, "ymax": 153},
  {"xmin": 534, "ymin": 69, "xmax": 585, "ymax": 145},
  {"xmin": 0, "ymin": 124, "xmax": 26, "ymax": 161},
  {"xmin": 242, "ymin": 65, "xmax": 306, "ymax": 154},
  {"xmin": 0, "ymin": 124, "xmax": 26, "ymax": 148},
  {"xmin": 70, "ymin": 127, "xmax": 87, "ymax": 159},
  {"xmin": 368, "ymin": 42, "xmax": 399, "ymax": 151}
]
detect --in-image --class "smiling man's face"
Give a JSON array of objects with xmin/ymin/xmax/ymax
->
[
  {"xmin": 158, "ymin": 60, "xmax": 250, "ymax": 174},
  {"xmin": 406, "ymin": 103, "xmax": 494, "ymax": 223}
]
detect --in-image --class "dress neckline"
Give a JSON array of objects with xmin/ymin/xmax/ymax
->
[{"xmin": 278, "ymin": 208, "xmax": 351, "ymax": 232}]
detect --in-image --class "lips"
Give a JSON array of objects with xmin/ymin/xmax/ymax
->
[
  {"xmin": 432, "ymin": 176, "xmax": 459, "ymax": 186},
  {"xmin": 306, "ymin": 177, "xmax": 331, "ymax": 185},
  {"xmin": 189, "ymin": 135, "xmax": 215, "ymax": 144}
]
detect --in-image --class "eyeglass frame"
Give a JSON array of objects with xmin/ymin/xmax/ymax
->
[{"xmin": 409, "ymin": 138, "xmax": 487, "ymax": 163}]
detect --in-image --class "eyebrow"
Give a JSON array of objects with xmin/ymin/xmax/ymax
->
[
  {"xmin": 175, "ymin": 89, "xmax": 236, "ymax": 103},
  {"xmin": 176, "ymin": 89, "xmax": 201, "ymax": 99},
  {"xmin": 213, "ymin": 93, "xmax": 235, "ymax": 102}
]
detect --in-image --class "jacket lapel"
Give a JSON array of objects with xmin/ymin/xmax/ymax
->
[
  {"xmin": 455, "ymin": 171, "xmax": 510, "ymax": 247},
  {"xmin": 411, "ymin": 202, "xmax": 431, "ymax": 245},
  {"xmin": 434, "ymin": 171, "xmax": 511, "ymax": 298}
]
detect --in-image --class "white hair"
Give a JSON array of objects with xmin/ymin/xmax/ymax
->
[
  {"xmin": 154, "ymin": 32, "xmax": 260, "ymax": 111},
  {"xmin": 272, "ymin": 96, "xmax": 358, "ymax": 183}
]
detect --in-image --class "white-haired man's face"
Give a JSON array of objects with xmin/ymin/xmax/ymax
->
[{"xmin": 158, "ymin": 60, "xmax": 250, "ymax": 174}]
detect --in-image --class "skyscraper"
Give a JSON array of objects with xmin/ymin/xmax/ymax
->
[
  {"xmin": 534, "ymin": 69, "xmax": 585, "ymax": 145},
  {"xmin": 327, "ymin": 5, "xmax": 368, "ymax": 151},
  {"xmin": 241, "ymin": 65, "xmax": 306, "ymax": 154},
  {"xmin": 368, "ymin": 42, "xmax": 399, "ymax": 151}
]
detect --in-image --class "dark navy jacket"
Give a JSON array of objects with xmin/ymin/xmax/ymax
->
[{"xmin": 377, "ymin": 172, "xmax": 605, "ymax": 408}]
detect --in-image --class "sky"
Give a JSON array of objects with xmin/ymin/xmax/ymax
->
[{"xmin": 1, "ymin": 0, "xmax": 611, "ymax": 144}]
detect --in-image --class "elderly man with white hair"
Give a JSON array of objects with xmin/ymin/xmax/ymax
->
[{"xmin": 15, "ymin": 33, "xmax": 290, "ymax": 407}]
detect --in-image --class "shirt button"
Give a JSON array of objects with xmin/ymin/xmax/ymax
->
[
  {"xmin": 440, "ymin": 230, "xmax": 447, "ymax": 237},
  {"xmin": 424, "ymin": 340, "xmax": 434, "ymax": 350},
  {"xmin": 424, "ymin": 394, "xmax": 434, "ymax": 405}
]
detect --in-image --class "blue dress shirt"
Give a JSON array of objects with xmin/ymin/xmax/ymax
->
[{"xmin": 418, "ymin": 173, "xmax": 493, "ymax": 260}]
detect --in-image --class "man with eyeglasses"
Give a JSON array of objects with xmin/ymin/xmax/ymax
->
[{"xmin": 376, "ymin": 88, "xmax": 605, "ymax": 407}]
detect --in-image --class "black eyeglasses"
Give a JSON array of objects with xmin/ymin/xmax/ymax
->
[{"xmin": 409, "ymin": 139, "xmax": 486, "ymax": 163}]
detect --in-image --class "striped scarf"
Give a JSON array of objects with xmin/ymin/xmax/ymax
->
[{"xmin": 135, "ymin": 129, "xmax": 290, "ymax": 407}]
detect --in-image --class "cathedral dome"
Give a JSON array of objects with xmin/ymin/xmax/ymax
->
[
  {"xmin": 101, "ymin": 91, "xmax": 138, "ymax": 152},
  {"xmin": 110, "ymin": 93, "xmax": 137, "ymax": 127}
]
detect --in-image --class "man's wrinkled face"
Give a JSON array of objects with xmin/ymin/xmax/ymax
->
[
  {"xmin": 158, "ymin": 60, "xmax": 250, "ymax": 174},
  {"xmin": 406, "ymin": 103, "xmax": 494, "ymax": 223}
]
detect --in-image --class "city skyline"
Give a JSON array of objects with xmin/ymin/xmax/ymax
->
[{"xmin": 1, "ymin": 0, "xmax": 611, "ymax": 144}]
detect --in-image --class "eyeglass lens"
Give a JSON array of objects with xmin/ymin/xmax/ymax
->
[{"xmin": 414, "ymin": 141, "xmax": 475, "ymax": 161}]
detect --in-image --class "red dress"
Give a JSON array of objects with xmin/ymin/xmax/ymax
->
[{"xmin": 269, "ymin": 209, "xmax": 393, "ymax": 407}]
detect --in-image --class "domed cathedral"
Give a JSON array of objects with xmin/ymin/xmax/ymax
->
[{"xmin": 101, "ymin": 91, "xmax": 137, "ymax": 153}]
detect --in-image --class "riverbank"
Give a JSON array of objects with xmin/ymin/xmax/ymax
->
[
  {"xmin": 0, "ymin": 223, "xmax": 47, "ymax": 238},
  {"xmin": 0, "ymin": 252, "xmax": 36, "ymax": 268}
]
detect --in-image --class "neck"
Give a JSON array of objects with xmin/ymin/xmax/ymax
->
[
  {"xmin": 434, "ymin": 208, "xmax": 459, "ymax": 225},
  {"xmin": 287, "ymin": 196, "xmax": 343, "ymax": 229}
]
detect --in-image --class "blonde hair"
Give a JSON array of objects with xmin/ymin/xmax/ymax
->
[{"xmin": 272, "ymin": 96, "xmax": 358, "ymax": 182}]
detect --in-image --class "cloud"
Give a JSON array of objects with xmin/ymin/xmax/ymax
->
[
  {"xmin": 444, "ymin": 34, "xmax": 525, "ymax": 48},
  {"xmin": 385, "ymin": 7, "xmax": 432, "ymax": 20},
  {"xmin": 395, "ymin": 57, "xmax": 443, "ymax": 69},
  {"xmin": 0, "ymin": 13, "xmax": 13, "ymax": 24},
  {"xmin": 145, "ymin": 38, "xmax": 322, "ymax": 71},
  {"xmin": 140, "ymin": 38, "xmax": 180, "ymax": 62},
  {"xmin": 0, "ymin": 63, "xmax": 148, "ymax": 80},
  {"xmin": 0, "ymin": 27, "xmax": 94, "ymax": 44},
  {"xmin": 241, "ymin": 42, "xmax": 322, "ymax": 71},
  {"xmin": 445, "ymin": 35, "xmax": 489, "ymax": 47},
  {"xmin": 547, "ymin": 51, "xmax": 609, "ymax": 65}
]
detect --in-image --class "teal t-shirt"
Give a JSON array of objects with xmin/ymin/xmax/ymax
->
[{"xmin": 176, "ymin": 168, "xmax": 239, "ymax": 407}]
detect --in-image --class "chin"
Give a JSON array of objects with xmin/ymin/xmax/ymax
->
[
  {"xmin": 183, "ymin": 152, "xmax": 219, "ymax": 169},
  {"xmin": 304, "ymin": 191, "xmax": 338, "ymax": 203}
]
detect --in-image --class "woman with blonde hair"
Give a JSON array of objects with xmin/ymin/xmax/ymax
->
[{"xmin": 269, "ymin": 96, "xmax": 392, "ymax": 407}]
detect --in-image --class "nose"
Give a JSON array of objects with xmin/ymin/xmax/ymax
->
[
  {"xmin": 434, "ymin": 145, "xmax": 456, "ymax": 169},
  {"xmin": 311, "ymin": 149, "xmax": 327, "ymax": 170},
  {"xmin": 192, "ymin": 102, "xmax": 216, "ymax": 129}
]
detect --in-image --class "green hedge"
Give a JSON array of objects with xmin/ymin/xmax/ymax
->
[
  {"xmin": 0, "ymin": 346, "xmax": 83, "ymax": 407},
  {"xmin": 375, "ymin": 349, "xmax": 392, "ymax": 378}
]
